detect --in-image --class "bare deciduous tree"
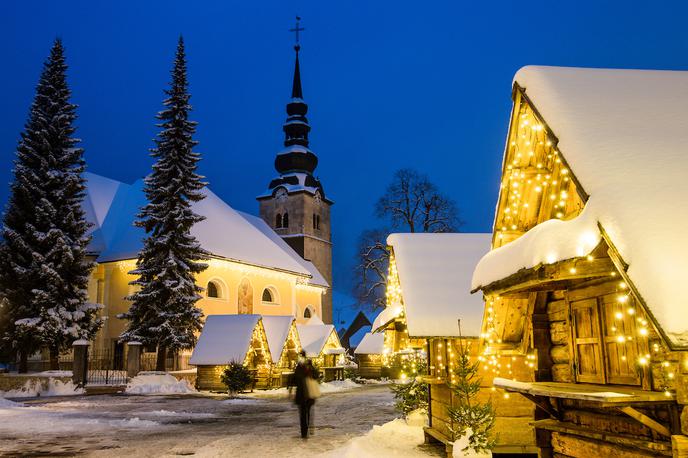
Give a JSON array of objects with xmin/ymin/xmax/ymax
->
[{"xmin": 354, "ymin": 169, "xmax": 462, "ymax": 311}]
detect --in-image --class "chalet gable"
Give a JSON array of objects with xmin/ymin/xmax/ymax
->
[{"xmin": 473, "ymin": 66, "xmax": 688, "ymax": 349}]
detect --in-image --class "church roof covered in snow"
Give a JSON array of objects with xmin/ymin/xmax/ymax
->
[
  {"xmin": 296, "ymin": 324, "xmax": 337, "ymax": 357},
  {"xmin": 189, "ymin": 315, "xmax": 266, "ymax": 366},
  {"xmin": 472, "ymin": 66, "xmax": 688, "ymax": 347},
  {"xmin": 388, "ymin": 233, "xmax": 491, "ymax": 338},
  {"xmin": 354, "ymin": 332, "xmax": 384, "ymax": 355},
  {"xmin": 82, "ymin": 173, "xmax": 327, "ymax": 285},
  {"xmin": 262, "ymin": 315, "xmax": 298, "ymax": 364}
]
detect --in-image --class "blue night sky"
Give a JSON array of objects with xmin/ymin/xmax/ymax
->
[{"xmin": 2, "ymin": 1, "xmax": 687, "ymax": 318}]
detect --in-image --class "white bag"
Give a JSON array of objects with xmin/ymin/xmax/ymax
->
[{"xmin": 305, "ymin": 376, "xmax": 321, "ymax": 399}]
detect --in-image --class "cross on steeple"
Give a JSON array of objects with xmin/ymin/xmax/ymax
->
[{"xmin": 289, "ymin": 16, "xmax": 305, "ymax": 51}]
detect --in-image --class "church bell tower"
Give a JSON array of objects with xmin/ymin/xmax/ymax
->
[{"xmin": 257, "ymin": 19, "xmax": 333, "ymax": 323}]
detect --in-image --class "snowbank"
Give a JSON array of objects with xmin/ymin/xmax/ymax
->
[
  {"xmin": 320, "ymin": 417, "xmax": 427, "ymax": 457},
  {"xmin": 318, "ymin": 379, "xmax": 361, "ymax": 393},
  {"xmin": 126, "ymin": 372, "xmax": 196, "ymax": 395},
  {"xmin": 247, "ymin": 379, "xmax": 362, "ymax": 397},
  {"xmin": 0, "ymin": 378, "xmax": 82, "ymax": 398}
]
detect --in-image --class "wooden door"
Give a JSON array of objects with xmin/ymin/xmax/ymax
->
[
  {"xmin": 600, "ymin": 293, "xmax": 641, "ymax": 385},
  {"xmin": 571, "ymin": 298, "xmax": 605, "ymax": 383},
  {"xmin": 238, "ymin": 278, "xmax": 253, "ymax": 314}
]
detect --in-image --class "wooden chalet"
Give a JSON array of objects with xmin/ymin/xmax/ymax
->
[
  {"xmin": 190, "ymin": 314, "xmax": 272, "ymax": 391},
  {"xmin": 296, "ymin": 323, "xmax": 346, "ymax": 381},
  {"xmin": 383, "ymin": 233, "xmax": 537, "ymax": 456},
  {"xmin": 262, "ymin": 315, "xmax": 301, "ymax": 387},
  {"xmin": 472, "ymin": 66, "xmax": 688, "ymax": 457},
  {"xmin": 354, "ymin": 332, "xmax": 385, "ymax": 378}
]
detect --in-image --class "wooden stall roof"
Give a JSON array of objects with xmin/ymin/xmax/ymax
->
[{"xmin": 472, "ymin": 66, "xmax": 688, "ymax": 348}]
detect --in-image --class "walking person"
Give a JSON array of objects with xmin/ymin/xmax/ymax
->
[{"xmin": 289, "ymin": 350, "xmax": 320, "ymax": 439}]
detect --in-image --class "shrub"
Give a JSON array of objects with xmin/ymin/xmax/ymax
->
[
  {"xmin": 220, "ymin": 361, "xmax": 254, "ymax": 395},
  {"xmin": 390, "ymin": 359, "xmax": 428, "ymax": 416}
]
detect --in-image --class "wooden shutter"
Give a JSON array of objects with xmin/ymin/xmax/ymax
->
[
  {"xmin": 600, "ymin": 293, "xmax": 642, "ymax": 386},
  {"xmin": 571, "ymin": 298, "xmax": 605, "ymax": 384}
]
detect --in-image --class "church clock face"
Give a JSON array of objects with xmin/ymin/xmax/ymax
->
[
  {"xmin": 275, "ymin": 188, "xmax": 288, "ymax": 201},
  {"xmin": 314, "ymin": 191, "xmax": 322, "ymax": 205}
]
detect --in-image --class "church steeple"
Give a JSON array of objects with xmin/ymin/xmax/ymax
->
[
  {"xmin": 275, "ymin": 45, "xmax": 319, "ymax": 175},
  {"xmin": 257, "ymin": 16, "xmax": 334, "ymax": 324}
]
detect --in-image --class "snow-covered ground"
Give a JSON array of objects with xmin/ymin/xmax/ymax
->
[{"xmin": 0, "ymin": 384, "xmax": 444, "ymax": 457}]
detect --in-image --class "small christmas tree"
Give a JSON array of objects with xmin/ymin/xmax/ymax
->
[
  {"xmin": 391, "ymin": 358, "xmax": 428, "ymax": 416},
  {"xmin": 0, "ymin": 39, "xmax": 101, "ymax": 371},
  {"xmin": 120, "ymin": 36, "xmax": 208, "ymax": 371},
  {"xmin": 447, "ymin": 331, "xmax": 496, "ymax": 455},
  {"xmin": 221, "ymin": 361, "xmax": 254, "ymax": 395}
]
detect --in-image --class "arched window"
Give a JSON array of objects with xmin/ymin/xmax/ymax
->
[
  {"xmin": 312, "ymin": 213, "xmax": 317, "ymax": 229},
  {"xmin": 316, "ymin": 215, "xmax": 321, "ymax": 229},
  {"xmin": 275, "ymin": 213, "xmax": 282, "ymax": 228},
  {"xmin": 261, "ymin": 287, "xmax": 279, "ymax": 304},
  {"xmin": 282, "ymin": 213, "xmax": 289, "ymax": 228},
  {"xmin": 303, "ymin": 307, "xmax": 312, "ymax": 319},
  {"xmin": 207, "ymin": 281, "xmax": 220, "ymax": 298}
]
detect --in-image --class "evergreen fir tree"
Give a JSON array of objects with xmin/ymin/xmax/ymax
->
[
  {"xmin": 119, "ymin": 37, "xmax": 208, "ymax": 371},
  {"xmin": 447, "ymin": 337, "xmax": 496, "ymax": 455},
  {"xmin": 0, "ymin": 39, "xmax": 101, "ymax": 372}
]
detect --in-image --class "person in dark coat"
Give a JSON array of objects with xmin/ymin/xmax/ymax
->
[{"xmin": 289, "ymin": 350, "xmax": 318, "ymax": 438}]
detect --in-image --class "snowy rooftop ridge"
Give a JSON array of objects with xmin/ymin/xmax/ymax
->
[
  {"xmin": 472, "ymin": 66, "xmax": 688, "ymax": 346},
  {"xmin": 189, "ymin": 315, "xmax": 266, "ymax": 366},
  {"xmin": 296, "ymin": 324, "xmax": 336, "ymax": 357},
  {"xmin": 354, "ymin": 332, "xmax": 384, "ymax": 355},
  {"xmin": 261, "ymin": 316, "xmax": 297, "ymax": 364},
  {"xmin": 83, "ymin": 173, "xmax": 327, "ymax": 284},
  {"xmin": 388, "ymin": 233, "xmax": 491, "ymax": 338}
]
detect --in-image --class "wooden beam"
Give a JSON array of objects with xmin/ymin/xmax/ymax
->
[
  {"xmin": 520, "ymin": 392, "xmax": 562, "ymax": 420},
  {"xmin": 619, "ymin": 406, "xmax": 672, "ymax": 438},
  {"xmin": 533, "ymin": 419, "xmax": 672, "ymax": 456},
  {"xmin": 477, "ymin": 256, "xmax": 615, "ymax": 296}
]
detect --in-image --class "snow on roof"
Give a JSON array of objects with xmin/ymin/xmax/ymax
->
[
  {"xmin": 354, "ymin": 332, "xmax": 385, "ymax": 355},
  {"xmin": 262, "ymin": 315, "xmax": 296, "ymax": 364},
  {"xmin": 371, "ymin": 305, "xmax": 402, "ymax": 333},
  {"xmin": 189, "ymin": 315, "xmax": 263, "ymax": 366},
  {"xmin": 296, "ymin": 324, "xmax": 336, "ymax": 357},
  {"xmin": 388, "ymin": 233, "xmax": 491, "ymax": 338},
  {"xmin": 472, "ymin": 66, "xmax": 688, "ymax": 346},
  {"xmin": 83, "ymin": 174, "xmax": 312, "ymax": 277},
  {"xmin": 306, "ymin": 315, "xmax": 324, "ymax": 326},
  {"xmin": 277, "ymin": 144, "xmax": 313, "ymax": 155},
  {"xmin": 239, "ymin": 211, "xmax": 328, "ymax": 287}
]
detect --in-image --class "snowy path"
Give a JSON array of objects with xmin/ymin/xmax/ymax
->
[{"xmin": 0, "ymin": 384, "xmax": 443, "ymax": 457}]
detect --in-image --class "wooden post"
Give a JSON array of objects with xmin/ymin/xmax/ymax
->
[
  {"xmin": 72, "ymin": 339, "xmax": 90, "ymax": 386},
  {"xmin": 126, "ymin": 342, "xmax": 142, "ymax": 378}
]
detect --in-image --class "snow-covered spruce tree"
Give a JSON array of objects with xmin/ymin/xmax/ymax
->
[
  {"xmin": 119, "ymin": 37, "xmax": 208, "ymax": 371},
  {"xmin": 0, "ymin": 39, "xmax": 101, "ymax": 372},
  {"xmin": 447, "ymin": 341, "xmax": 496, "ymax": 455}
]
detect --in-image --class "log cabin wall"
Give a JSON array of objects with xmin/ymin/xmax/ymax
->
[
  {"xmin": 356, "ymin": 354, "xmax": 382, "ymax": 378},
  {"xmin": 426, "ymin": 337, "xmax": 537, "ymax": 454}
]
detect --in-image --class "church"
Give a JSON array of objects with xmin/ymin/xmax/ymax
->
[{"xmin": 81, "ymin": 41, "xmax": 333, "ymax": 367}]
